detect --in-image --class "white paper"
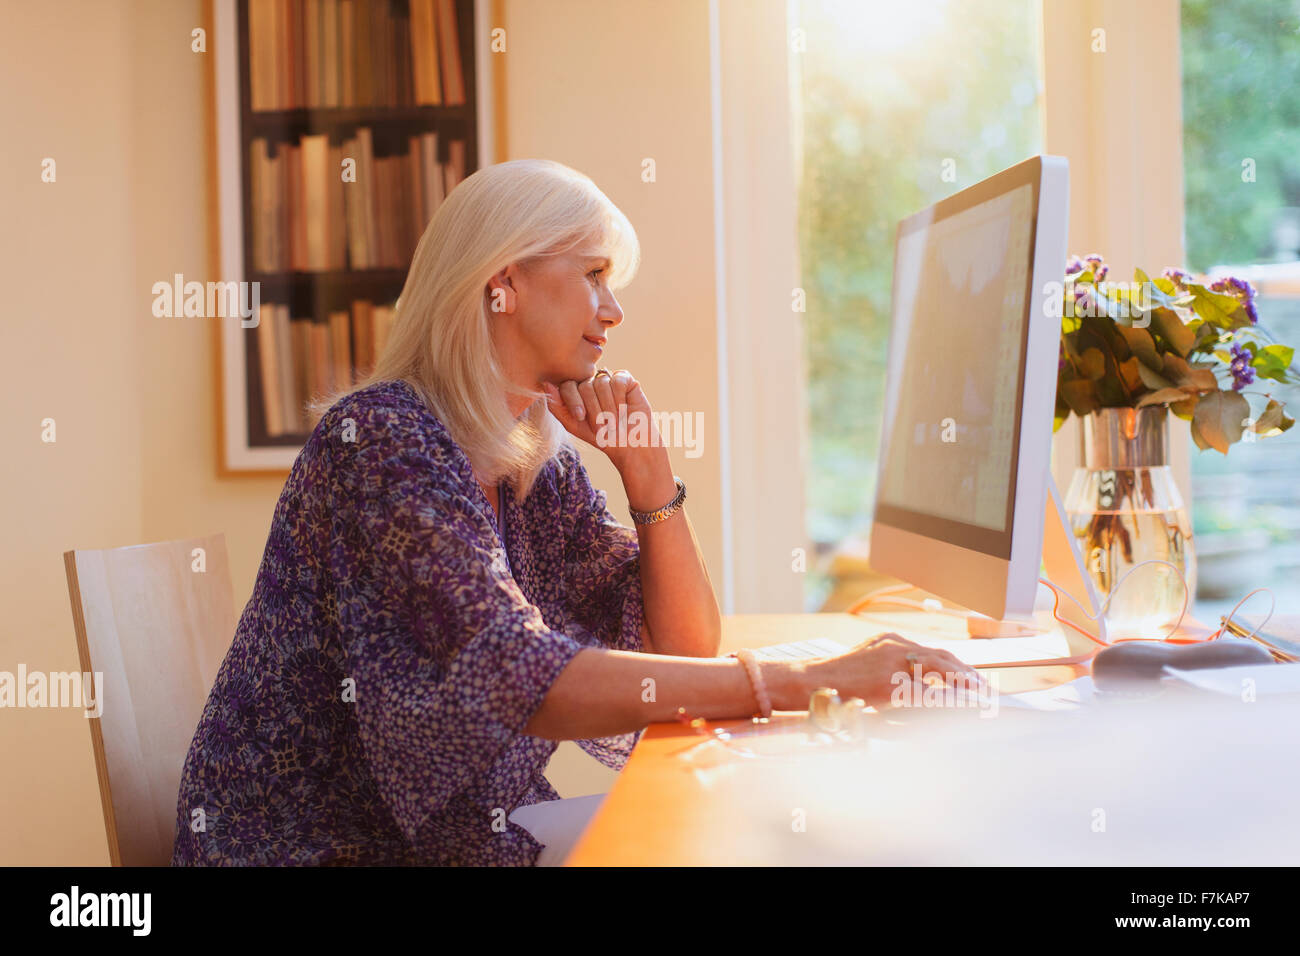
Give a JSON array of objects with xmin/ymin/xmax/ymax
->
[
  {"xmin": 995, "ymin": 675, "xmax": 1095, "ymax": 710},
  {"xmin": 1165, "ymin": 662, "xmax": 1300, "ymax": 696}
]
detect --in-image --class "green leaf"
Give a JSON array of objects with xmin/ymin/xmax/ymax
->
[
  {"xmin": 1162, "ymin": 353, "xmax": 1218, "ymax": 391},
  {"xmin": 1095, "ymin": 374, "xmax": 1129, "ymax": 407},
  {"xmin": 1118, "ymin": 326, "xmax": 1162, "ymax": 370},
  {"xmin": 1187, "ymin": 284, "xmax": 1251, "ymax": 330},
  {"xmin": 1252, "ymin": 344, "xmax": 1295, "ymax": 384},
  {"xmin": 1192, "ymin": 389, "xmax": 1250, "ymax": 453},
  {"xmin": 1117, "ymin": 355, "xmax": 1143, "ymax": 395},
  {"xmin": 1141, "ymin": 268, "xmax": 1178, "ymax": 301},
  {"xmin": 1188, "ymin": 363, "xmax": 1220, "ymax": 391},
  {"xmin": 1254, "ymin": 398, "xmax": 1284, "ymax": 431},
  {"xmin": 1144, "ymin": 267, "xmax": 1175, "ymax": 300},
  {"xmin": 1149, "ymin": 307, "xmax": 1196, "ymax": 357},
  {"xmin": 1060, "ymin": 379, "xmax": 1101, "ymax": 417},
  {"xmin": 1077, "ymin": 315, "xmax": 1135, "ymax": 404},
  {"xmin": 1190, "ymin": 417, "xmax": 1212, "ymax": 450},
  {"xmin": 1171, "ymin": 395, "xmax": 1198, "ymax": 420},
  {"xmin": 1079, "ymin": 347, "xmax": 1106, "ymax": 380},
  {"xmin": 1253, "ymin": 398, "xmax": 1295, "ymax": 436},
  {"xmin": 1099, "ymin": 284, "xmax": 1143, "ymax": 324},
  {"xmin": 1137, "ymin": 387, "xmax": 1194, "ymax": 408},
  {"xmin": 1190, "ymin": 323, "xmax": 1220, "ymax": 353},
  {"xmin": 1137, "ymin": 361, "xmax": 1176, "ymax": 391}
]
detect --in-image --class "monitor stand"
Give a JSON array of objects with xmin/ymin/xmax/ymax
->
[
  {"xmin": 963, "ymin": 475, "xmax": 1108, "ymax": 651},
  {"xmin": 967, "ymin": 476, "xmax": 1107, "ymax": 650},
  {"xmin": 1036, "ymin": 474, "xmax": 1108, "ymax": 648}
]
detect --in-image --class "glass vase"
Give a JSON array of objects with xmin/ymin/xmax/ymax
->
[{"xmin": 1063, "ymin": 406, "xmax": 1197, "ymax": 640}]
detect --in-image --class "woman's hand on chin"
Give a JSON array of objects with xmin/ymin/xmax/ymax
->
[{"xmin": 543, "ymin": 370, "xmax": 665, "ymax": 475}]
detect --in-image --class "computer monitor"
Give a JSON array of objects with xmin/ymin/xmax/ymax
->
[{"xmin": 869, "ymin": 155, "xmax": 1101, "ymax": 636}]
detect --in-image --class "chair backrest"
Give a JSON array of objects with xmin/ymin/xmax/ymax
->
[{"xmin": 63, "ymin": 534, "xmax": 235, "ymax": 866}]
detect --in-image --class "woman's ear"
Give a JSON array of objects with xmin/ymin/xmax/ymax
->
[{"xmin": 486, "ymin": 266, "xmax": 516, "ymax": 315}]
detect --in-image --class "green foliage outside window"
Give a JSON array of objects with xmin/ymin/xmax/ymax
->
[
  {"xmin": 793, "ymin": 0, "xmax": 1041, "ymax": 604},
  {"xmin": 1182, "ymin": 0, "xmax": 1300, "ymax": 272}
]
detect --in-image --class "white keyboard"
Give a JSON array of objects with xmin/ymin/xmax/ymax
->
[
  {"xmin": 750, "ymin": 637, "xmax": 849, "ymax": 661},
  {"xmin": 748, "ymin": 631, "xmax": 1073, "ymax": 667}
]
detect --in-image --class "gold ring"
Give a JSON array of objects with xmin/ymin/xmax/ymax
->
[{"xmin": 595, "ymin": 367, "xmax": 612, "ymax": 380}]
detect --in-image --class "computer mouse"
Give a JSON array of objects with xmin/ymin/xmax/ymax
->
[{"xmin": 1092, "ymin": 638, "xmax": 1273, "ymax": 694}]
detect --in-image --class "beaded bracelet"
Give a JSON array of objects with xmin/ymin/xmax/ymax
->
[{"xmin": 728, "ymin": 648, "xmax": 773, "ymax": 718}]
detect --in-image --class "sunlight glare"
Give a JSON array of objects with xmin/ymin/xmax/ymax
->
[{"xmin": 816, "ymin": 0, "xmax": 952, "ymax": 58}]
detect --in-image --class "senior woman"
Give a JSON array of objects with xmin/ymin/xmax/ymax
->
[{"xmin": 171, "ymin": 158, "xmax": 976, "ymax": 866}]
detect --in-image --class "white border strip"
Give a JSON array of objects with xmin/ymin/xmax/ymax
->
[
  {"xmin": 216, "ymin": 0, "xmax": 298, "ymax": 471},
  {"xmin": 708, "ymin": 0, "xmax": 735, "ymax": 614},
  {"xmin": 475, "ymin": 0, "xmax": 496, "ymax": 165}
]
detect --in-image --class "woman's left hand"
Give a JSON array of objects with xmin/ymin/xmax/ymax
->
[
  {"xmin": 543, "ymin": 370, "xmax": 663, "ymax": 474},
  {"xmin": 548, "ymin": 370, "xmax": 718, "ymax": 658}
]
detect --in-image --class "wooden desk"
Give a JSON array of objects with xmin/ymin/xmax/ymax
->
[{"xmin": 564, "ymin": 609, "xmax": 1209, "ymax": 866}]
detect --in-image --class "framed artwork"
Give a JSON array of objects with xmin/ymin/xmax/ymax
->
[{"xmin": 207, "ymin": 0, "xmax": 500, "ymax": 473}]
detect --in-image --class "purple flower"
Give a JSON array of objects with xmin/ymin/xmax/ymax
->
[
  {"xmin": 1073, "ymin": 284, "xmax": 1094, "ymax": 311},
  {"xmin": 1065, "ymin": 255, "xmax": 1085, "ymax": 276},
  {"xmin": 1211, "ymin": 275, "xmax": 1260, "ymax": 324},
  {"xmin": 1229, "ymin": 343, "xmax": 1256, "ymax": 390},
  {"xmin": 1211, "ymin": 276, "xmax": 1249, "ymax": 296},
  {"xmin": 1084, "ymin": 254, "xmax": 1108, "ymax": 281},
  {"xmin": 1162, "ymin": 267, "xmax": 1193, "ymax": 289}
]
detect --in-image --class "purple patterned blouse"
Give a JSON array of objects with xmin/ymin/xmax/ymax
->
[{"xmin": 171, "ymin": 379, "xmax": 645, "ymax": 866}]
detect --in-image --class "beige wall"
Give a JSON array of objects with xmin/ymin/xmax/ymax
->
[
  {"xmin": 497, "ymin": 0, "xmax": 727, "ymax": 796},
  {"xmin": 0, "ymin": 0, "xmax": 315, "ymax": 865},
  {"xmin": 1040, "ymin": 0, "xmax": 1192, "ymax": 507},
  {"xmin": 499, "ymin": 0, "xmax": 724, "ymax": 584}
]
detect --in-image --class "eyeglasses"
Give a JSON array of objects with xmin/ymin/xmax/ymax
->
[{"xmin": 1218, "ymin": 615, "xmax": 1299, "ymax": 663}]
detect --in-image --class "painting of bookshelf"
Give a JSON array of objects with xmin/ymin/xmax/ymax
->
[{"xmin": 210, "ymin": 0, "xmax": 495, "ymax": 472}]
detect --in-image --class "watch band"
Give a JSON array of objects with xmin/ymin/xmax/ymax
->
[{"xmin": 628, "ymin": 476, "xmax": 687, "ymax": 525}]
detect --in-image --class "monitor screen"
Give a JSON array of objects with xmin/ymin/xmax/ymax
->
[{"xmin": 874, "ymin": 178, "xmax": 1038, "ymax": 559}]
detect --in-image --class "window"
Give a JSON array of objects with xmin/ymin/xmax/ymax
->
[
  {"xmin": 790, "ymin": 0, "xmax": 1044, "ymax": 609},
  {"xmin": 1182, "ymin": 0, "xmax": 1300, "ymax": 620}
]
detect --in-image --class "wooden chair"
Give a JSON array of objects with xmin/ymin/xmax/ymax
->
[{"xmin": 63, "ymin": 534, "xmax": 236, "ymax": 866}]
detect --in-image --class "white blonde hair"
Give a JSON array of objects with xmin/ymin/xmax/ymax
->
[{"xmin": 313, "ymin": 158, "xmax": 640, "ymax": 498}]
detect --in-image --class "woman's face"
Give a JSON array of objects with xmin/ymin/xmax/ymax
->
[{"xmin": 487, "ymin": 250, "xmax": 625, "ymax": 392}]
